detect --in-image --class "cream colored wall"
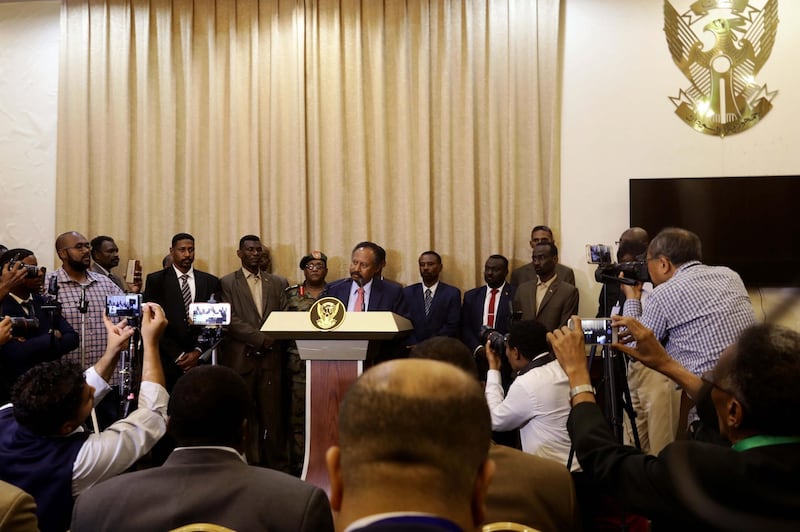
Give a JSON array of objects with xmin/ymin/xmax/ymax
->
[
  {"xmin": 0, "ymin": 1, "xmax": 60, "ymax": 270},
  {"xmin": 560, "ymin": 0, "xmax": 800, "ymax": 328}
]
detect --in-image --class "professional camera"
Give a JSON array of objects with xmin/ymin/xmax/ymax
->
[
  {"xmin": 480, "ymin": 325, "xmax": 507, "ymax": 357},
  {"xmin": 594, "ymin": 260, "xmax": 650, "ymax": 285},
  {"xmin": 9, "ymin": 316, "xmax": 39, "ymax": 337},
  {"xmin": 6, "ymin": 256, "xmax": 44, "ymax": 279}
]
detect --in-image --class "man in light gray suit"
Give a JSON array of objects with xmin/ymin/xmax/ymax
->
[
  {"xmin": 219, "ymin": 235, "xmax": 288, "ymax": 470},
  {"xmin": 513, "ymin": 242, "xmax": 579, "ymax": 332},
  {"xmin": 71, "ymin": 365, "xmax": 333, "ymax": 532}
]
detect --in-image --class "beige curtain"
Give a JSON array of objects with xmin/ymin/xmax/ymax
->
[{"xmin": 57, "ymin": 0, "xmax": 562, "ymax": 290}]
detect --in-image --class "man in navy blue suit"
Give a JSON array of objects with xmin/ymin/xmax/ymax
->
[
  {"xmin": 461, "ymin": 255, "xmax": 516, "ymax": 355},
  {"xmin": 324, "ymin": 242, "xmax": 409, "ymax": 363},
  {"xmin": 402, "ymin": 251, "xmax": 461, "ymax": 346},
  {"xmin": 324, "ymin": 241, "xmax": 408, "ymax": 315}
]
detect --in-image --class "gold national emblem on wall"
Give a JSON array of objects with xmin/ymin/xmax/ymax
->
[{"xmin": 664, "ymin": 0, "xmax": 779, "ymax": 137}]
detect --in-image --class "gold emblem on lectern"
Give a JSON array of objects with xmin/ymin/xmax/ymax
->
[
  {"xmin": 310, "ymin": 297, "xmax": 346, "ymax": 331},
  {"xmin": 664, "ymin": 0, "xmax": 779, "ymax": 137}
]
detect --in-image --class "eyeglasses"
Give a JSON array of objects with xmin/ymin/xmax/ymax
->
[
  {"xmin": 700, "ymin": 371, "xmax": 746, "ymax": 408},
  {"xmin": 305, "ymin": 263, "xmax": 325, "ymax": 271},
  {"xmin": 59, "ymin": 243, "xmax": 92, "ymax": 252}
]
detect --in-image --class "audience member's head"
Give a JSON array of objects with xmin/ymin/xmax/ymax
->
[
  {"xmin": 708, "ymin": 323, "xmax": 800, "ymax": 439},
  {"xmin": 167, "ymin": 365, "xmax": 251, "ymax": 450},
  {"xmin": 327, "ymin": 359, "xmax": 494, "ymax": 531},
  {"xmin": 505, "ymin": 319, "xmax": 550, "ymax": 372},
  {"xmin": 645, "ymin": 227, "xmax": 702, "ymax": 286},
  {"xmin": 648, "ymin": 227, "xmax": 702, "ymax": 266},
  {"xmin": 0, "ymin": 248, "xmax": 42, "ymax": 297},
  {"xmin": 618, "ymin": 226, "xmax": 649, "ymax": 247},
  {"xmin": 411, "ymin": 336, "xmax": 479, "ymax": 379},
  {"xmin": 11, "ymin": 361, "xmax": 89, "ymax": 436}
]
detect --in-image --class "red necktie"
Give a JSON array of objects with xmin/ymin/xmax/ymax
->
[
  {"xmin": 487, "ymin": 288, "xmax": 499, "ymax": 328},
  {"xmin": 353, "ymin": 287, "xmax": 365, "ymax": 312}
]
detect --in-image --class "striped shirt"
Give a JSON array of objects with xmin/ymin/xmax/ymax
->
[{"xmin": 623, "ymin": 261, "xmax": 755, "ymax": 376}]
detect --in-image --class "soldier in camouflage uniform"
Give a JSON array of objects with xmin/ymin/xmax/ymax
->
[{"xmin": 284, "ymin": 251, "xmax": 328, "ymax": 475}]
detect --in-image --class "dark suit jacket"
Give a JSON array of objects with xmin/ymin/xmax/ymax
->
[
  {"xmin": 513, "ymin": 278, "xmax": 579, "ymax": 332},
  {"xmin": 402, "ymin": 282, "xmax": 461, "ymax": 344},
  {"xmin": 0, "ymin": 294, "xmax": 79, "ymax": 400},
  {"xmin": 325, "ymin": 277, "xmax": 409, "ymax": 317},
  {"xmin": 511, "ymin": 262, "xmax": 575, "ymax": 286},
  {"xmin": 218, "ymin": 269, "xmax": 287, "ymax": 374},
  {"xmin": 569, "ymin": 402, "xmax": 800, "ymax": 531},
  {"xmin": 486, "ymin": 444, "xmax": 580, "ymax": 532},
  {"xmin": 324, "ymin": 278, "xmax": 410, "ymax": 363},
  {"xmin": 89, "ymin": 262, "xmax": 126, "ymax": 291},
  {"xmin": 70, "ymin": 448, "xmax": 334, "ymax": 532},
  {"xmin": 142, "ymin": 267, "xmax": 220, "ymax": 390},
  {"xmin": 460, "ymin": 283, "xmax": 516, "ymax": 352}
]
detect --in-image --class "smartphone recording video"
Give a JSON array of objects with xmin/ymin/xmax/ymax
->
[
  {"xmin": 189, "ymin": 302, "xmax": 231, "ymax": 326},
  {"xmin": 568, "ymin": 317, "xmax": 617, "ymax": 345},
  {"xmin": 106, "ymin": 294, "xmax": 143, "ymax": 319}
]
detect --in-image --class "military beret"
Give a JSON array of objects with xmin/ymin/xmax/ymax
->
[{"xmin": 299, "ymin": 251, "xmax": 327, "ymax": 270}]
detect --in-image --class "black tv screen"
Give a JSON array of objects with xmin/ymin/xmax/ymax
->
[{"xmin": 629, "ymin": 176, "xmax": 800, "ymax": 287}]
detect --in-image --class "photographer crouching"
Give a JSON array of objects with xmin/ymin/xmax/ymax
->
[{"xmin": 0, "ymin": 249, "xmax": 78, "ymax": 404}]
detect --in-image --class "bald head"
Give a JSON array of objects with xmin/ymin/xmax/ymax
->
[
  {"xmin": 619, "ymin": 227, "xmax": 649, "ymax": 247},
  {"xmin": 55, "ymin": 231, "xmax": 91, "ymax": 273},
  {"xmin": 337, "ymin": 359, "xmax": 491, "ymax": 499}
]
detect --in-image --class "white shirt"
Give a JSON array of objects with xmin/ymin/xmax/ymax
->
[
  {"xmin": 485, "ymin": 355, "xmax": 577, "ymax": 470},
  {"xmin": 71, "ymin": 370, "xmax": 169, "ymax": 495},
  {"xmin": 421, "ymin": 281, "xmax": 439, "ymax": 298},
  {"xmin": 482, "ymin": 282, "xmax": 506, "ymax": 326}
]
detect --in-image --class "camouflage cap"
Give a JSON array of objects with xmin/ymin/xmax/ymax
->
[{"xmin": 299, "ymin": 251, "xmax": 327, "ymax": 270}]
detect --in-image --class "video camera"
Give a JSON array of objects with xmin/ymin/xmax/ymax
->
[{"xmin": 587, "ymin": 243, "xmax": 650, "ymax": 285}]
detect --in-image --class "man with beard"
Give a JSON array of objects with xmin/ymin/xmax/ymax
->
[
  {"xmin": 90, "ymin": 235, "xmax": 141, "ymax": 293},
  {"xmin": 46, "ymin": 232, "xmax": 124, "ymax": 378},
  {"xmin": 403, "ymin": 251, "xmax": 461, "ymax": 345},
  {"xmin": 513, "ymin": 242, "xmax": 579, "ymax": 333},
  {"xmin": 218, "ymin": 235, "xmax": 288, "ymax": 469},
  {"xmin": 324, "ymin": 241, "xmax": 409, "ymax": 363},
  {"xmin": 143, "ymin": 233, "xmax": 220, "ymax": 392}
]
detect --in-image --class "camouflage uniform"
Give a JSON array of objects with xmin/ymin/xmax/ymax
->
[{"xmin": 284, "ymin": 283, "xmax": 320, "ymax": 475}]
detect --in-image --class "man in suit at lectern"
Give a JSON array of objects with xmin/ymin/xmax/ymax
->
[
  {"xmin": 324, "ymin": 242, "xmax": 410, "ymax": 362},
  {"xmin": 325, "ymin": 242, "xmax": 408, "ymax": 314}
]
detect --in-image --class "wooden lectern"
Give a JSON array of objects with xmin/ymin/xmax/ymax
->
[{"xmin": 262, "ymin": 310, "xmax": 412, "ymax": 496}]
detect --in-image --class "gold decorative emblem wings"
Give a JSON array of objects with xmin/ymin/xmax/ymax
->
[{"xmin": 664, "ymin": 0, "xmax": 779, "ymax": 137}]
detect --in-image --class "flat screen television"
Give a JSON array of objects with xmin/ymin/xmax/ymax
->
[{"xmin": 629, "ymin": 176, "xmax": 800, "ymax": 287}]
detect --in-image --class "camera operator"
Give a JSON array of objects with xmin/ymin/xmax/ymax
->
[
  {"xmin": 0, "ymin": 255, "xmax": 28, "ymax": 303},
  {"xmin": 0, "ymin": 249, "xmax": 79, "ymax": 404},
  {"xmin": 620, "ymin": 227, "xmax": 755, "ymax": 439},
  {"xmin": 0, "ymin": 303, "xmax": 168, "ymax": 532},
  {"xmin": 484, "ymin": 319, "xmax": 575, "ymax": 470}
]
